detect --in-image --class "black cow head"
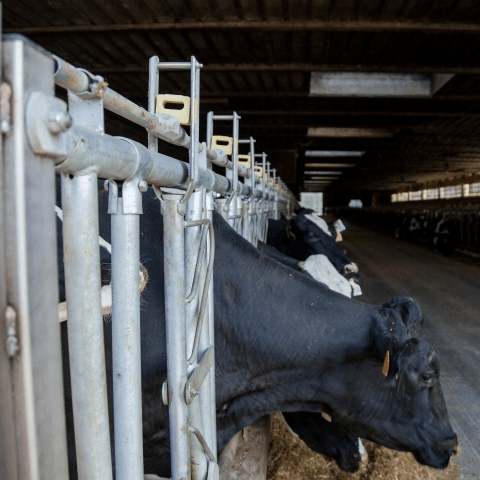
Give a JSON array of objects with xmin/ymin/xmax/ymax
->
[{"xmin": 327, "ymin": 297, "xmax": 457, "ymax": 469}]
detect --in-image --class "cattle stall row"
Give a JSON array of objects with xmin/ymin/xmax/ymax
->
[
  {"xmin": 1, "ymin": 35, "xmax": 459, "ymax": 480},
  {"xmin": 1, "ymin": 35, "xmax": 296, "ymax": 480},
  {"xmin": 329, "ymin": 205, "xmax": 480, "ymax": 257}
]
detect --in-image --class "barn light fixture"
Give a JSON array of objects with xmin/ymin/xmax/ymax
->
[
  {"xmin": 310, "ymin": 73, "xmax": 455, "ymax": 97},
  {"xmin": 304, "ymin": 180, "xmax": 332, "ymax": 184},
  {"xmin": 307, "ymin": 127, "xmax": 393, "ymax": 138},
  {"xmin": 304, "ymin": 171, "xmax": 343, "ymax": 175},
  {"xmin": 305, "ymin": 163, "xmax": 356, "ymax": 168},
  {"xmin": 305, "ymin": 151, "xmax": 364, "ymax": 157},
  {"xmin": 307, "ymin": 176, "xmax": 340, "ymax": 180}
]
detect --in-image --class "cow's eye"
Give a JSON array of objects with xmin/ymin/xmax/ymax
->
[{"xmin": 419, "ymin": 372, "xmax": 434, "ymax": 386}]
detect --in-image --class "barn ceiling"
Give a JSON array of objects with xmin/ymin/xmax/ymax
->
[{"xmin": 4, "ymin": 0, "xmax": 480, "ymax": 203}]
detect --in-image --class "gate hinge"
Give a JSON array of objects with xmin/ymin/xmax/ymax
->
[
  {"xmin": 0, "ymin": 82, "xmax": 12, "ymax": 135},
  {"xmin": 5, "ymin": 306, "xmax": 19, "ymax": 357}
]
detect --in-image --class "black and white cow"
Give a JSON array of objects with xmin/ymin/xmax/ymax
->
[
  {"xmin": 427, "ymin": 215, "xmax": 456, "ymax": 255},
  {"xmin": 266, "ymin": 214, "xmax": 358, "ymax": 275},
  {"xmin": 59, "ymin": 183, "xmax": 457, "ymax": 479},
  {"xmin": 257, "ymin": 242, "xmax": 355, "ymax": 297}
]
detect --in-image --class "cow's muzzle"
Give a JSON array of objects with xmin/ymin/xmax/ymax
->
[{"xmin": 344, "ymin": 263, "xmax": 358, "ymax": 274}]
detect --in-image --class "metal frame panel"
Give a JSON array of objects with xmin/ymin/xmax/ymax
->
[{"xmin": 1, "ymin": 35, "xmax": 69, "ymax": 480}]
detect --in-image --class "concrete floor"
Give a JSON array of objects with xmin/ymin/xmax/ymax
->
[{"xmin": 341, "ymin": 222, "xmax": 480, "ymax": 480}]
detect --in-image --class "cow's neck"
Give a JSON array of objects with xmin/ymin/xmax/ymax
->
[{"xmin": 213, "ymin": 214, "xmax": 379, "ymax": 409}]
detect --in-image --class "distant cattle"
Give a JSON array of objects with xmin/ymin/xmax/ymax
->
[
  {"xmin": 58, "ymin": 183, "xmax": 457, "ymax": 479},
  {"xmin": 394, "ymin": 212, "xmax": 457, "ymax": 255},
  {"xmin": 266, "ymin": 213, "xmax": 358, "ymax": 275}
]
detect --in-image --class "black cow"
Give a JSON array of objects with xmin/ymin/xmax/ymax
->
[
  {"xmin": 59, "ymin": 183, "xmax": 457, "ymax": 479},
  {"xmin": 282, "ymin": 412, "xmax": 366, "ymax": 473}
]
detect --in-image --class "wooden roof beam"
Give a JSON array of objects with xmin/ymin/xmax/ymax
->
[
  {"xmin": 213, "ymin": 110, "xmax": 480, "ymax": 117},
  {"xmin": 95, "ymin": 64, "xmax": 480, "ymax": 75},
  {"xmin": 8, "ymin": 20, "xmax": 480, "ymax": 35}
]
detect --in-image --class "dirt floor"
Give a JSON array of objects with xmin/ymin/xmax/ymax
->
[{"xmin": 267, "ymin": 414, "xmax": 459, "ymax": 480}]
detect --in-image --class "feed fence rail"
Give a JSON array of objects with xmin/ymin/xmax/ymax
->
[{"xmin": 0, "ymin": 35, "xmax": 296, "ymax": 480}]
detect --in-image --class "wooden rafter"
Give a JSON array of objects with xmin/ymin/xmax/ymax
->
[{"xmin": 7, "ymin": 20, "xmax": 480, "ymax": 35}]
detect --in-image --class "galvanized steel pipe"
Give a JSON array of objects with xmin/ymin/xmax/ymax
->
[
  {"xmin": 111, "ymin": 198, "xmax": 144, "ymax": 480},
  {"xmin": 55, "ymin": 126, "xmax": 280, "ymax": 202},
  {"xmin": 163, "ymin": 194, "xmax": 190, "ymax": 480},
  {"xmin": 61, "ymin": 172, "xmax": 113, "ymax": 480}
]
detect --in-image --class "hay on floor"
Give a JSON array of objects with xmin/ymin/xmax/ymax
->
[{"xmin": 267, "ymin": 414, "xmax": 459, "ymax": 480}]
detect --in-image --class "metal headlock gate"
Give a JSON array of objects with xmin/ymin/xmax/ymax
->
[{"xmin": 0, "ymin": 34, "xmax": 296, "ymax": 480}]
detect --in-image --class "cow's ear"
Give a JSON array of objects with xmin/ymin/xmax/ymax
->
[{"xmin": 386, "ymin": 296, "xmax": 423, "ymax": 326}]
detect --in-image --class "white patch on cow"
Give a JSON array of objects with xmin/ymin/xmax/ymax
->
[
  {"xmin": 305, "ymin": 213, "xmax": 332, "ymax": 236},
  {"xmin": 56, "ymin": 206, "xmax": 148, "ymax": 322},
  {"xmin": 55, "ymin": 205, "xmax": 63, "ymax": 221},
  {"xmin": 302, "ymin": 254, "xmax": 352, "ymax": 297},
  {"xmin": 58, "ymin": 284, "xmax": 112, "ymax": 322},
  {"xmin": 333, "ymin": 219, "xmax": 346, "ymax": 233},
  {"xmin": 344, "ymin": 262, "xmax": 358, "ymax": 274},
  {"xmin": 358, "ymin": 438, "xmax": 366, "ymax": 455},
  {"xmin": 358, "ymin": 438, "xmax": 369, "ymax": 465},
  {"xmin": 349, "ymin": 278, "xmax": 362, "ymax": 297},
  {"xmin": 56, "ymin": 205, "xmax": 112, "ymax": 253}
]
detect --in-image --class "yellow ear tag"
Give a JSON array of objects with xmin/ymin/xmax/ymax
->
[
  {"xmin": 321, "ymin": 412, "xmax": 332, "ymax": 423},
  {"xmin": 382, "ymin": 350, "xmax": 390, "ymax": 377}
]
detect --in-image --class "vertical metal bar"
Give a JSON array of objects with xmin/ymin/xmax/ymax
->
[
  {"xmin": 215, "ymin": 198, "xmax": 228, "ymax": 222},
  {"xmin": 0, "ymin": 23, "xmax": 17, "ymax": 480},
  {"xmin": 185, "ymin": 190, "xmax": 209, "ymax": 480},
  {"xmin": 206, "ymin": 112, "xmax": 214, "ymax": 153},
  {"xmin": 204, "ymin": 192, "xmax": 217, "ymax": 458},
  {"xmin": 241, "ymin": 199, "xmax": 250, "ymax": 241},
  {"xmin": 61, "ymin": 173, "xmax": 113, "ymax": 480},
  {"xmin": 196, "ymin": 142, "xmax": 217, "ymax": 465},
  {"xmin": 189, "ymin": 57, "xmax": 199, "ymax": 184},
  {"xmin": 2, "ymin": 35, "xmax": 69, "ymax": 480},
  {"xmin": 111, "ymin": 197, "xmax": 143, "ymax": 480},
  {"xmin": 148, "ymin": 56, "xmax": 159, "ymax": 152},
  {"xmin": 163, "ymin": 194, "xmax": 190, "ymax": 480},
  {"xmin": 227, "ymin": 112, "xmax": 240, "ymax": 229}
]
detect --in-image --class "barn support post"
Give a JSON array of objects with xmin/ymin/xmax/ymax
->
[
  {"xmin": 110, "ymin": 188, "xmax": 144, "ymax": 480},
  {"xmin": 1, "ymin": 35, "xmax": 69, "ymax": 480}
]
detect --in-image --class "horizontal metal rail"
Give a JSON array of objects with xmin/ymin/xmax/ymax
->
[
  {"xmin": 53, "ymin": 57, "xmax": 265, "ymax": 185},
  {"xmin": 54, "ymin": 125, "xmax": 288, "ymax": 203}
]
